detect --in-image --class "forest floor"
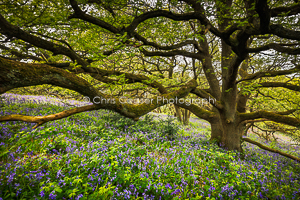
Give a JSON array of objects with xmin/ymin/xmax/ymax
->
[{"xmin": 0, "ymin": 93, "xmax": 299, "ymax": 200}]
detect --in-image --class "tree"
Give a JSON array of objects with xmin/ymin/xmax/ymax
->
[{"xmin": 0, "ymin": 0, "xmax": 300, "ymax": 155}]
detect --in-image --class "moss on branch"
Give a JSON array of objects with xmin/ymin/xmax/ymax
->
[
  {"xmin": 0, "ymin": 105, "xmax": 97, "ymax": 128},
  {"xmin": 239, "ymin": 110, "xmax": 300, "ymax": 127}
]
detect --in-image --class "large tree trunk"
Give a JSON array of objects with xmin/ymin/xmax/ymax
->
[
  {"xmin": 220, "ymin": 118, "xmax": 242, "ymax": 152},
  {"xmin": 237, "ymin": 93, "xmax": 250, "ymax": 137},
  {"xmin": 210, "ymin": 114, "xmax": 223, "ymax": 142},
  {"xmin": 210, "ymin": 114, "xmax": 243, "ymax": 152}
]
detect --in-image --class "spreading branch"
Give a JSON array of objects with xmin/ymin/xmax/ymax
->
[
  {"xmin": 243, "ymin": 138, "xmax": 300, "ymax": 162},
  {"xmin": 270, "ymin": 4, "xmax": 300, "ymax": 17},
  {"xmin": 89, "ymin": 71, "xmax": 168, "ymax": 94},
  {"xmin": 175, "ymin": 102, "xmax": 216, "ymax": 122},
  {"xmin": 258, "ymin": 82, "xmax": 300, "ymax": 92},
  {"xmin": 132, "ymin": 32, "xmax": 202, "ymax": 51},
  {"xmin": 269, "ymin": 24, "xmax": 300, "ymax": 41},
  {"xmin": 0, "ymin": 57, "xmax": 198, "ymax": 126},
  {"xmin": 248, "ymin": 43, "xmax": 300, "ymax": 55},
  {"xmin": 0, "ymin": 57, "xmax": 99, "ymax": 97},
  {"xmin": 191, "ymin": 88, "xmax": 224, "ymax": 110},
  {"xmin": 0, "ymin": 104, "xmax": 97, "ymax": 129},
  {"xmin": 237, "ymin": 65, "xmax": 300, "ymax": 83},
  {"xmin": 68, "ymin": 0, "xmax": 120, "ymax": 34},
  {"xmin": 0, "ymin": 14, "xmax": 88, "ymax": 67},
  {"xmin": 0, "ymin": 44, "xmax": 43, "ymax": 61},
  {"xmin": 141, "ymin": 48, "xmax": 203, "ymax": 59},
  {"xmin": 239, "ymin": 110, "xmax": 300, "ymax": 127}
]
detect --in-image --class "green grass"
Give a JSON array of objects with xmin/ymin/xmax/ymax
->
[{"xmin": 0, "ymin": 93, "xmax": 299, "ymax": 200}]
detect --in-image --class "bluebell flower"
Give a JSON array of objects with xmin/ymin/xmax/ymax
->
[
  {"xmin": 40, "ymin": 190, "xmax": 45, "ymax": 197},
  {"xmin": 75, "ymin": 194, "xmax": 84, "ymax": 200},
  {"xmin": 49, "ymin": 191, "xmax": 56, "ymax": 200}
]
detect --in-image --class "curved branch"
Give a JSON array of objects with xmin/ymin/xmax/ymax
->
[
  {"xmin": 68, "ymin": 0, "xmax": 245, "ymax": 55},
  {"xmin": 239, "ymin": 110, "xmax": 300, "ymax": 127},
  {"xmin": 0, "ymin": 57, "xmax": 99, "ymax": 98},
  {"xmin": 125, "ymin": 10, "xmax": 200, "ymax": 34},
  {"xmin": 237, "ymin": 64, "xmax": 300, "ymax": 83},
  {"xmin": 117, "ymin": 79, "xmax": 197, "ymax": 117},
  {"xmin": 141, "ymin": 48, "xmax": 203, "ymax": 59},
  {"xmin": 0, "ymin": 76, "xmax": 198, "ymax": 126},
  {"xmin": 270, "ymin": 24, "xmax": 300, "ymax": 41},
  {"xmin": 0, "ymin": 104, "xmax": 97, "ymax": 128},
  {"xmin": 69, "ymin": 0, "xmax": 208, "ymax": 37},
  {"xmin": 89, "ymin": 71, "xmax": 168, "ymax": 94},
  {"xmin": 242, "ymin": 138, "xmax": 300, "ymax": 162},
  {"xmin": 175, "ymin": 102, "xmax": 216, "ymax": 122},
  {"xmin": 132, "ymin": 32, "xmax": 202, "ymax": 51},
  {"xmin": 191, "ymin": 88, "xmax": 223, "ymax": 110},
  {"xmin": 0, "ymin": 44, "xmax": 43, "ymax": 61},
  {"xmin": 68, "ymin": 0, "xmax": 120, "ymax": 34},
  {"xmin": 49, "ymin": 62, "xmax": 169, "ymax": 94},
  {"xmin": 28, "ymin": 31, "xmax": 75, "ymax": 51},
  {"xmin": 259, "ymin": 82, "xmax": 300, "ymax": 92},
  {"xmin": 69, "ymin": 0, "xmax": 226, "ymax": 41},
  {"xmin": 0, "ymin": 57, "xmax": 198, "ymax": 126},
  {"xmin": 248, "ymin": 43, "xmax": 300, "ymax": 55},
  {"xmin": 0, "ymin": 14, "xmax": 88, "ymax": 67},
  {"xmin": 270, "ymin": 4, "xmax": 300, "ymax": 17}
]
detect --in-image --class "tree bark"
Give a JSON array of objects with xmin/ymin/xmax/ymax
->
[
  {"xmin": 210, "ymin": 113, "xmax": 243, "ymax": 151},
  {"xmin": 210, "ymin": 120, "xmax": 223, "ymax": 142},
  {"xmin": 174, "ymin": 104, "xmax": 183, "ymax": 122},
  {"xmin": 220, "ymin": 119, "xmax": 242, "ymax": 151},
  {"xmin": 174, "ymin": 104, "xmax": 191, "ymax": 125},
  {"xmin": 183, "ymin": 109, "xmax": 191, "ymax": 125}
]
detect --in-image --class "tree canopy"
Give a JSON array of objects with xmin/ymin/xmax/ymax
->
[{"xmin": 0, "ymin": 0, "xmax": 300, "ymax": 155}]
